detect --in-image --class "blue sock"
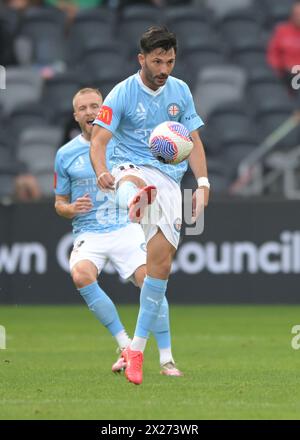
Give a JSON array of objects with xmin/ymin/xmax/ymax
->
[
  {"xmin": 116, "ymin": 181, "xmax": 139, "ymax": 209},
  {"xmin": 79, "ymin": 281, "xmax": 124, "ymax": 336},
  {"xmin": 134, "ymin": 276, "xmax": 168, "ymax": 338},
  {"xmin": 151, "ymin": 296, "xmax": 171, "ymax": 349}
]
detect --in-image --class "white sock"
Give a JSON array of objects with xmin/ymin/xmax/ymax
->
[
  {"xmin": 115, "ymin": 330, "xmax": 131, "ymax": 349},
  {"xmin": 159, "ymin": 348, "xmax": 174, "ymax": 366},
  {"xmin": 130, "ymin": 336, "xmax": 147, "ymax": 352}
]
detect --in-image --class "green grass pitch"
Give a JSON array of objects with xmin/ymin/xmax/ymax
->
[{"xmin": 1, "ymin": 305, "xmax": 300, "ymax": 420}]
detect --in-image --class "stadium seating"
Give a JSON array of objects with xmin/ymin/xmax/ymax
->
[
  {"xmin": 206, "ymin": 158, "xmax": 232, "ymax": 194},
  {"xmin": 16, "ymin": 126, "xmax": 63, "ymax": 175},
  {"xmin": 0, "ymin": 0, "xmax": 299, "ymax": 199},
  {"xmin": 0, "ymin": 174, "xmax": 15, "ymax": 200},
  {"xmin": 41, "ymin": 72, "xmax": 81, "ymax": 121},
  {"xmin": 9, "ymin": 103, "xmax": 51, "ymax": 141},
  {"xmin": 164, "ymin": 5, "xmax": 213, "ymax": 45},
  {"xmin": 221, "ymin": 140, "xmax": 258, "ymax": 178},
  {"xmin": 36, "ymin": 171, "xmax": 55, "ymax": 197},
  {"xmin": 248, "ymin": 77, "xmax": 295, "ymax": 116},
  {"xmin": 16, "ymin": 6, "xmax": 66, "ymax": 66},
  {"xmin": 204, "ymin": 0, "xmax": 254, "ymax": 18},
  {"xmin": 257, "ymin": 111, "xmax": 300, "ymax": 151},
  {"xmin": 181, "ymin": 43, "xmax": 226, "ymax": 90},
  {"xmin": 0, "ymin": 67, "xmax": 42, "ymax": 115},
  {"xmin": 80, "ymin": 44, "xmax": 129, "ymax": 82},
  {"xmin": 90, "ymin": 72, "xmax": 128, "ymax": 98},
  {"xmin": 259, "ymin": 0, "xmax": 295, "ymax": 29},
  {"xmin": 0, "ymin": 6, "xmax": 19, "ymax": 65},
  {"xmin": 231, "ymin": 40, "xmax": 268, "ymax": 69},
  {"xmin": 66, "ymin": 7, "xmax": 115, "ymax": 65},
  {"xmin": 118, "ymin": 5, "xmax": 161, "ymax": 50},
  {"xmin": 247, "ymin": 65, "xmax": 279, "ymax": 83},
  {"xmin": 18, "ymin": 126, "xmax": 63, "ymax": 152},
  {"xmin": 0, "ymin": 146, "xmax": 15, "ymax": 173},
  {"xmin": 219, "ymin": 9, "xmax": 264, "ymax": 45},
  {"xmin": 17, "ymin": 145, "xmax": 58, "ymax": 174},
  {"xmin": 194, "ymin": 65, "xmax": 246, "ymax": 118}
]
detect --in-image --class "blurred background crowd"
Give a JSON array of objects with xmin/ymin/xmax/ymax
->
[{"xmin": 1, "ymin": 0, "xmax": 300, "ymax": 203}]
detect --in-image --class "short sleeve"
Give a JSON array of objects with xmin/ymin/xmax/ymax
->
[
  {"xmin": 54, "ymin": 151, "xmax": 70, "ymax": 195},
  {"xmin": 180, "ymin": 83, "xmax": 204, "ymax": 133},
  {"xmin": 93, "ymin": 85, "xmax": 125, "ymax": 134}
]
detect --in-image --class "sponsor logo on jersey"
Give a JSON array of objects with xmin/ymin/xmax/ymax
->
[
  {"xmin": 97, "ymin": 105, "xmax": 113, "ymax": 125},
  {"xmin": 167, "ymin": 103, "xmax": 181, "ymax": 119}
]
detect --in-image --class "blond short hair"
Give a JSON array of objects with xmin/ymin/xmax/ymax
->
[{"xmin": 72, "ymin": 88, "xmax": 103, "ymax": 110}]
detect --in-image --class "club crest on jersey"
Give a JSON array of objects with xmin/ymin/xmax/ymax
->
[{"xmin": 167, "ymin": 103, "xmax": 181, "ymax": 119}]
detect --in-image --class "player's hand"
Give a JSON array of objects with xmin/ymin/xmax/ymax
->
[
  {"xmin": 191, "ymin": 187, "xmax": 209, "ymax": 223},
  {"xmin": 97, "ymin": 170, "xmax": 115, "ymax": 191},
  {"xmin": 72, "ymin": 193, "xmax": 93, "ymax": 215}
]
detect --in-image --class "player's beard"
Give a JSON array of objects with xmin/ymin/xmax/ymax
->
[
  {"xmin": 143, "ymin": 62, "xmax": 168, "ymax": 90},
  {"xmin": 80, "ymin": 121, "xmax": 92, "ymax": 141}
]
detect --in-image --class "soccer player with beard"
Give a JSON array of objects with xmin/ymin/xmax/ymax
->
[
  {"xmin": 54, "ymin": 88, "xmax": 182, "ymax": 377},
  {"xmin": 90, "ymin": 27, "xmax": 210, "ymax": 385}
]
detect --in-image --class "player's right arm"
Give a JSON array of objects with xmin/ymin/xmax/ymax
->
[
  {"xmin": 90, "ymin": 125, "xmax": 115, "ymax": 190},
  {"xmin": 90, "ymin": 85, "xmax": 125, "ymax": 190},
  {"xmin": 55, "ymin": 194, "xmax": 93, "ymax": 219}
]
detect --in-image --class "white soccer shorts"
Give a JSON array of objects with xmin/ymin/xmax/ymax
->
[
  {"xmin": 69, "ymin": 223, "xmax": 146, "ymax": 281},
  {"xmin": 112, "ymin": 163, "xmax": 182, "ymax": 249}
]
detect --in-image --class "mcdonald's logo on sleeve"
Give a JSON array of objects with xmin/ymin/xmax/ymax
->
[{"xmin": 96, "ymin": 106, "xmax": 113, "ymax": 125}]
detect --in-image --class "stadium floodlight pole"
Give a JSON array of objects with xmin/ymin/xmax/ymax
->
[{"xmin": 230, "ymin": 112, "xmax": 300, "ymax": 194}]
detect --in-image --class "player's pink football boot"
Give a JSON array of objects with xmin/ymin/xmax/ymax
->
[
  {"xmin": 128, "ymin": 185, "xmax": 157, "ymax": 222},
  {"xmin": 122, "ymin": 347, "xmax": 144, "ymax": 385},
  {"xmin": 111, "ymin": 352, "xmax": 127, "ymax": 373},
  {"xmin": 160, "ymin": 362, "xmax": 184, "ymax": 377}
]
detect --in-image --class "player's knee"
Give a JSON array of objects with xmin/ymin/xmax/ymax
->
[
  {"xmin": 158, "ymin": 262, "xmax": 172, "ymax": 278},
  {"xmin": 118, "ymin": 175, "xmax": 146, "ymax": 189},
  {"xmin": 72, "ymin": 265, "xmax": 96, "ymax": 289},
  {"xmin": 149, "ymin": 260, "xmax": 172, "ymax": 279}
]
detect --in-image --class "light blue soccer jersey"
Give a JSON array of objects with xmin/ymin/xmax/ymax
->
[
  {"xmin": 93, "ymin": 72, "xmax": 204, "ymax": 184},
  {"xmin": 54, "ymin": 134, "xmax": 129, "ymax": 236}
]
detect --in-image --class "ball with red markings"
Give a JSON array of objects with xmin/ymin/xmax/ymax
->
[{"xmin": 149, "ymin": 121, "xmax": 194, "ymax": 165}]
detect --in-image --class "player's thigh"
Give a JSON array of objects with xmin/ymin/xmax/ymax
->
[
  {"xmin": 146, "ymin": 229, "xmax": 176, "ymax": 279},
  {"xmin": 69, "ymin": 233, "xmax": 108, "ymax": 285},
  {"xmin": 110, "ymin": 223, "xmax": 147, "ymax": 282}
]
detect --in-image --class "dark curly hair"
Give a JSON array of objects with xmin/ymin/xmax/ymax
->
[{"xmin": 140, "ymin": 26, "xmax": 177, "ymax": 54}]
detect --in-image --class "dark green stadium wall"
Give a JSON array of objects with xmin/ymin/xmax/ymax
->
[{"xmin": 0, "ymin": 199, "xmax": 300, "ymax": 304}]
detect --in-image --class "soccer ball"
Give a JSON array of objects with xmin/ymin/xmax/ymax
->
[{"xmin": 149, "ymin": 121, "xmax": 194, "ymax": 165}]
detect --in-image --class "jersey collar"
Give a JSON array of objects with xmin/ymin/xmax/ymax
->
[
  {"xmin": 135, "ymin": 71, "xmax": 165, "ymax": 96},
  {"xmin": 79, "ymin": 134, "xmax": 90, "ymax": 145}
]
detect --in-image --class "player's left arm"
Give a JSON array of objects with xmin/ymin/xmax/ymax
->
[{"xmin": 189, "ymin": 129, "xmax": 210, "ymax": 209}]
